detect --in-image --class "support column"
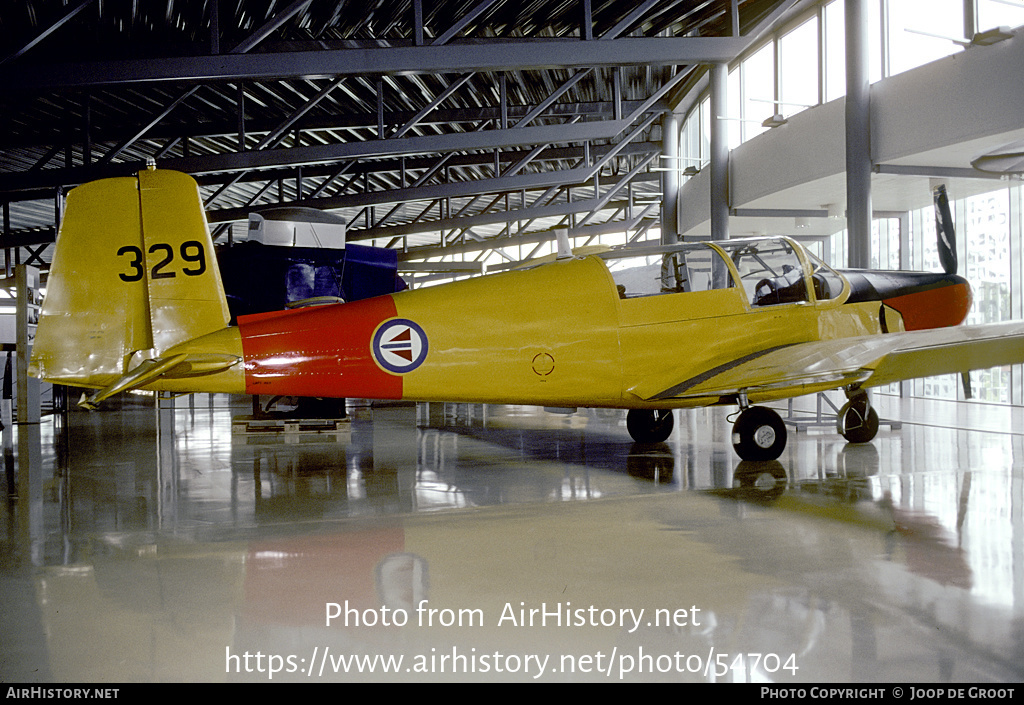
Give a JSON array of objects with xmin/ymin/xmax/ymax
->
[
  {"xmin": 16, "ymin": 265, "xmax": 40, "ymax": 425},
  {"xmin": 845, "ymin": 0, "xmax": 871, "ymax": 269},
  {"xmin": 660, "ymin": 112, "xmax": 679, "ymax": 244},
  {"xmin": 3, "ymin": 353, "xmax": 12, "ymax": 495},
  {"xmin": 14, "ymin": 265, "xmax": 42, "ymax": 557},
  {"xmin": 709, "ymin": 63, "xmax": 729, "ymax": 241},
  {"xmin": 156, "ymin": 392, "xmax": 178, "ymax": 530},
  {"xmin": 898, "ymin": 210, "xmax": 912, "ymax": 399},
  {"xmin": 964, "ymin": 0, "xmax": 977, "ymax": 41},
  {"xmin": 1011, "ymin": 186, "xmax": 1023, "ymax": 406}
]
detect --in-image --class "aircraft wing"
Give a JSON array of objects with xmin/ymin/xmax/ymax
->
[{"xmin": 637, "ymin": 320, "xmax": 1024, "ymax": 402}]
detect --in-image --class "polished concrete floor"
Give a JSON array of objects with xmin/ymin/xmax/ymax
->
[{"xmin": 1, "ymin": 393, "xmax": 1022, "ymax": 683}]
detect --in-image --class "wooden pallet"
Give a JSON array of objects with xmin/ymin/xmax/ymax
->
[{"xmin": 232, "ymin": 416, "xmax": 351, "ymax": 435}]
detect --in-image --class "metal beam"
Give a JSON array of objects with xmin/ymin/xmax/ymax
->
[
  {"xmin": 164, "ymin": 117, "xmax": 654, "ymax": 176},
  {"xmin": 98, "ymin": 86, "xmax": 201, "ymax": 164},
  {"xmin": 349, "ymin": 194, "xmax": 647, "ymax": 242},
  {"xmin": 254, "ymin": 76, "xmax": 347, "ymax": 150},
  {"xmin": 874, "ymin": 164, "xmax": 1008, "ymax": 181},
  {"xmin": 2, "ymin": 37, "xmax": 749, "ymax": 90},
  {"xmin": 575, "ymin": 153, "xmax": 658, "ymax": 228},
  {"xmin": 731, "ymin": 208, "xmax": 829, "ymax": 218},
  {"xmin": 0, "ymin": 119, "xmax": 637, "ymax": 193},
  {"xmin": 210, "ymin": 0, "xmax": 220, "ymax": 55},
  {"xmin": 201, "ymin": 139, "xmax": 660, "ymax": 225},
  {"xmin": 515, "ymin": 70, "xmax": 593, "ymax": 128},
  {"xmin": 431, "ymin": 0, "xmax": 502, "ymax": 46},
  {"xmin": 502, "ymin": 145, "xmax": 548, "ymax": 178},
  {"xmin": 1, "ymin": 139, "xmax": 662, "ymax": 202},
  {"xmin": 391, "ymin": 74, "xmax": 476, "ymax": 139},
  {"xmin": 229, "ymin": 0, "xmax": 314, "ymax": 54},
  {"xmin": 0, "ymin": 99, "xmax": 651, "ymax": 153},
  {"xmin": 0, "ymin": 0, "xmax": 96, "ymax": 66},
  {"xmin": 599, "ymin": 0, "xmax": 662, "ymax": 40},
  {"xmin": 201, "ymin": 141, "xmax": 655, "ymax": 186},
  {"xmin": 398, "ymin": 261, "xmax": 486, "ymax": 272},
  {"xmin": 402, "ymin": 210, "xmax": 659, "ymax": 263},
  {"xmin": 208, "ymin": 164, "xmax": 599, "ymax": 223}
]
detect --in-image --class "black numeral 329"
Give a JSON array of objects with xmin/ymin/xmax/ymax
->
[{"xmin": 117, "ymin": 241, "xmax": 207, "ymax": 282}]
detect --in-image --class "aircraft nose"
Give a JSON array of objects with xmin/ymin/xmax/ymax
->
[{"xmin": 887, "ymin": 274, "xmax": 972, "ymax": 330}]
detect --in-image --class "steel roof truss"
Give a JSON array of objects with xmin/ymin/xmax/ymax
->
[
  {"xmin": 3, "ymin": 37, "xmax": 747, "ymax": 90},
  {"xmin": 0, "ymin": 0, "xmax": 96, "ymax": 66},
  {"xmin": 431, "ymin": 0, "xmax": 503, "ymax": 46},
  {"xmin": 254, "ymin": 76, "xmax": 348, "ymax": 150}
]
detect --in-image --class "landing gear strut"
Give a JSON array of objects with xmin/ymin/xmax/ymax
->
[
  {"xmin": 731, "ymin": 406, "xmax": 787, "ymax": 461},
  {"xmin": 837, "ymin": 388, "xmax": 879, "ymax": 444},
  {"xmin": 626, "ymin": 408, "xmax": 675, "ymax": 443}
]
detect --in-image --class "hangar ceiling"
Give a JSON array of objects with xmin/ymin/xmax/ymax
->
[{"xmin": 0, "ymin": 0, "xmax": 798, "ymax": 278}]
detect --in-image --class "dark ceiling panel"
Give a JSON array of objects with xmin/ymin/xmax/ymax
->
[{"xmin": 0, "ymin": 0, "xmax": 795, "ymax": 270}]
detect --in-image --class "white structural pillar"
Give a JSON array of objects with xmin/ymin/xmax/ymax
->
[
  {"xmin": 15, "ymin": 265, "xmax": 40, "ymax": 425},
  {"xmin": 845, "ymin": 0, "xmax": 871, "ymax": 269},
  {"xmin": 964, "ymin": 0, "xmax": 977, "ymax": 40},
  {"xmin": 709, "ymin": 63, "xmax": 730, "ymax": 241},
  {"xmin": 661, "ymin": 112, "xmax": 680, "ymax": 244}
]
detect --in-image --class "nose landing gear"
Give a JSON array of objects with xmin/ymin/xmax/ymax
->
[{"xmin": 837, "ymin": 388, "xmax": 879, "ymax": 444}]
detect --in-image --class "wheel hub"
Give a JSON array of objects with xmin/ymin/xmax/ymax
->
[{"xmin": 754, "ymin": 425, "xmax": 776, "ymax": 448}]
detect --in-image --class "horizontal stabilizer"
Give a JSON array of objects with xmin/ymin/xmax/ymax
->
[{"xmin": 79, "ymin": 352, "xmax": 239, "ymax": 409}]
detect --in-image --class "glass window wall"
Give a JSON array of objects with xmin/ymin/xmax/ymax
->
[
  {"xmin": 823, "ymin": 0, "xmax": 846, "ymax": 101},
  {"xmin": 741, "ymin": 41, "xmax": 776, "ymax": 143},
  {"xmin": 779, "ymin": 17, "xmax": 820, "ymax": 117},
  {"xmin": 979, "ymin": 0, "xmax": 1024, "ymax": 31},
  {"xmin": 886, "ymin": 0, "xmax": 964, "ymax": 76},
  {"xmin": 680, "ymin": 0, "xmax": 1024, "ymax": 168},
  {"xmin": 903, "ymin": 187, "xmax": 1019, "ymax": 403},
  {"xmin": 677, "ymin": 0, "xmax": 1024, "ymax": 403}
]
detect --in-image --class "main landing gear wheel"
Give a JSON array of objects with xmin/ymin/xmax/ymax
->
[
  {"xmin": 626, "ymin": 409, "xmax": 675, "ymax": 443},
  {"xmin": 837, "ymin": 397, "xmax": 879, "ymax": 444},
  {"xmin": 731, "ymin": 406, "xmax": 787, "ymax": 461}
]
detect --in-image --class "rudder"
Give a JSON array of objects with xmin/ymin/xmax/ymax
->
[{"xmin": 136, "ymin": 168, "xmax": 231, "ymax": 352}]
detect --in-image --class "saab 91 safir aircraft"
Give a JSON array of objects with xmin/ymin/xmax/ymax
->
[{"xmin": 28, "ymin": 168, "xmax": 1024, "ymax": 460}]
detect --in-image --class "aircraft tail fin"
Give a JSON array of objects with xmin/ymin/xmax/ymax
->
[{"xmin": 30, "ymin": 167, "xmax": 233, "ymax": 396}]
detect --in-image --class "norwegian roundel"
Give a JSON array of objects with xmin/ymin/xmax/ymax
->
[{"xmin": 371, "ymin": 318, "xmax": 429, "ymax": 374}]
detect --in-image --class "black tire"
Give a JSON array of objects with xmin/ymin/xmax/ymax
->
[
  {"xmin": 731, "ymin": 406, "xmax": 787, "ymax": 461},
  {"xmin": 838, "ymin": 403, "xmax": 879, "ymax": 444},
  {"xmin": 626, "ymin": 409, "xmax": 675, "ymax": 443}
]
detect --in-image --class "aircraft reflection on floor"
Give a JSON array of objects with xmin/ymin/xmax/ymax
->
[
  {"xmin": 416, "ymin": 402, "xmax": 893, "ymax": 499},
  {"xmin": 16, "ymin": 485, "xmax": 1019, "ymax": 683},
  {"xmin": 26, "ymin": 397, "xmax": 992, "ymax": 541},
  {"xmin": 9, "ymin": 397, "xmax": 1011, "ymax": 553},
  {"xmin": 2, "ymin": 396, "xmax": 1023, "ymax": 682}
]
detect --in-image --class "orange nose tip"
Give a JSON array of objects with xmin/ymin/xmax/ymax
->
[{"xmin": 884, "ymin": 278, "xmax": 971, "ymax": 331}]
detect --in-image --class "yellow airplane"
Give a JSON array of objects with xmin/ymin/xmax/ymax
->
[{"xmin": 28, "ymin": 167, "xmax": 1024, "ymax": 460}]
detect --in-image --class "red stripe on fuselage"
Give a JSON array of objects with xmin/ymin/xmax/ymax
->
[
  {"xmin": 238, "ymin": 296, "xmax": 402, "ymax": 399},
  {"xmin": 884, "ymin": 281, "xmax": 972, "ymax": 331}
]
